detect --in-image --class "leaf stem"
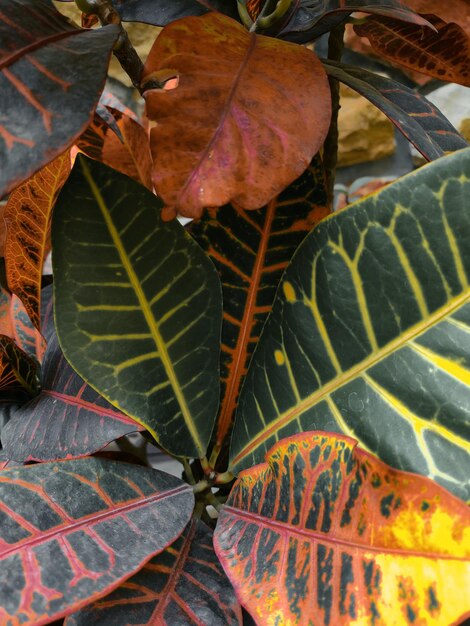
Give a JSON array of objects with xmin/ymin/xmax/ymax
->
[
  {"xmin": 322, "ymin": 23, "xmax": 345, "ymax": 207},
  {"xmin": 76, "ymin": 0, "xmax": 145, "ymax": 93}
]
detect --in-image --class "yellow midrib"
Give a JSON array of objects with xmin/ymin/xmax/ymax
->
[
  {"xmin": 81, "ymin": 160, "xmax": 204, "ymax": 455},
  {"xmin": 232, "ymin": 289, "xmax": 470, "ymax": 467}
]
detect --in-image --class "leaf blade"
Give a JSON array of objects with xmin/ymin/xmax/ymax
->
[
  {"xmin": 0, "ymin": 457, "xmax": 194, "ymax": 625},
  {"xmin": 230, "ymin": 148, "xmax": 470, "ymax": 500},
  {"xmin": 216, "ymin": 432, "xmax": 470, "ymax": 625},
  {"xmin": 52, "ymin": 157, "xmax": 222, "ymax": 458}
]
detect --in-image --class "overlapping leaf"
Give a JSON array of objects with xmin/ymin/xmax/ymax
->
[
  {"xmin": 216, "ymin": 432, "xmax": 470, "ymax": 625},
  {"xmin": 0, "ymin": 334, "xmax": 39, "ymax": 396},
  {"xmin": 4, "ymin": 151, "xmax": 71, "ymax": 331},
  {"xmin": 66, "ymin": 519, "xmax": 242, "ymax": 625},
  {"xmin": 266, "ymin": 0, "xmax": 430, "ymax": 43},
  {"xmin": 1, "ymin": 330, "xmax": 144, "ymax": 463},
  {"xmin": 0, "ymin": 457, "xmax": 194, "ymax": 625},
  {"xmin": 77, "ymin": 110, "xmax": 153, "ymax": 190},
  {"xmin": 141, "ymin": 12, "xmax": 331, "ymax": 219},
  {"xmin": 324, "ymin": 61, "xmax": 468, "ymax": 160},
  {"xmin": 0, "ymin": 0, "xmax": 118, "ymax": 197},
  {"xmin": 52, "ymin": 157, "xmax": 222, "ymax": 458},
  {"xmin": 230, "ymin": 148, "xmax": 470, "ymax": 501},
  {"xmin": 108, "ymin": 0, "xmax": 240, "ymax": 25},
  {"xmin": 354, "ymin": 14, "xmax": 470, "ymax": 87},
  {"xmin": 0, "ymin": 288, "xmax": 45, "ymax": 362},
  {"xmin": 188, "ymin": 156, "xmax": 329, "ymax": 449}
]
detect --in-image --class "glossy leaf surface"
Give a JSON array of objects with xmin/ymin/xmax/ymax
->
[
  {"xmin": 324, "ymin": 61, "xmax": 468, "ymax": 161},
  {"xmin": 110, "ymin": 0, "xmax": 240, "ymax": 25},
  {"xmin": 52, "ymin": 157, "xmax": 222, "ymax": 458},
  {"xmin": 216, "ymin": 432, "xmax": 470, "ymax": 626},
  {"xmin": 4, "ymin": 151, "xmax": 71, "ymax": 331},
  {"xmin": 354, "ymin": 14, "xmax": 470, "ymax": 87},
  {"xmin": 77, "ymin": 112, "xmax": 153, "ymax": 190},
  {"xmin": 0, "ymin": 288, "xmax": 45, "ymax": 361},
  {"xmin": 188, "ymin": 156, "xmax": 329, "ymax": 448},
  {"xmin": 0, "ymin": 0, "xmax": 118, "ymax": 197},
  {"xmin": 273, "ymin": 0, "xmax": 429, "ymax": 43},
  {"xmin": 230, "ymin": 148, "xmax": 470, "ymax": 501},
  {"xmin": 66, "ymin": 519, "xmax": 242, "ymax": 625},
  {"xmin": 2, "ymin": 330, "xmax": 143, "ymax": 463},
  {"xmin": 0, "ymin": 334, "xmax": 38, "ymax": 396},
  {"xmin": 142, "ymin": 13, "xmax": 331, "ymax": 219},
  {"xmin": 0, "ymin": 457, "xmax": 194, "ymax": 625}
]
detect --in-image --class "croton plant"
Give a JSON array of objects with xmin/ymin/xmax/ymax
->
[{"xmin": 0, "ymin": 0, "xmax": 469, "ymax": 624}]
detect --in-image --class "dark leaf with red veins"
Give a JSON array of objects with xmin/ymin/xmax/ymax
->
[
  {"xmin": 109, "ymin": 0, "xmax": 240, "ymax": 26},
  {"xmin": 323, "ymin": 60, "xmax": 468, "ymax": 160},
  {"xmin": 0, "ymin": 457, "xmax": 194, "ymax": 625},
  {"xmin": 354, "ymin": 14, "xmax": 470, "ymax": 87},
  {"xmin": 261, "ymin": 0, "xmax": 431, "ymax": 43},
  {"xmin": 65, "ymin": 519, "xmax": 242, "ymax": 626},
  {"xmin": 1, "ymin": 326, "xmax": 144, "ymax": 463},
  {"xmin": 0, "ymin": 0, "xmax": 119, "ymax": 197}
]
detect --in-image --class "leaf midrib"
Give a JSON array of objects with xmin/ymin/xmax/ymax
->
[
  {"xmin": 231, "ymin": 290, "xmax": 470, "ymax": 469},
  {"xmin": 0, "ymin": 483, "xmax": 190, "ymax": 560},
  {"xmin": 81, "ymin": 159, "xmax": 205, "ymax": 455}
]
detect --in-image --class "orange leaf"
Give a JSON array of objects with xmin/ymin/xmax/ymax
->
[
  {"xmin": 77, "ymin": 111, "xmax": 153, "ymax": 190},
  {"xmin": 142, "ymin": 13, "xmax": 331, "ymax": 219},
  {"xmin": 354, "ymin": 14, "xmax": 470, "ymax": 87},
  {"xmin": 4, "ymin": 151, "xmax": 71, "ymax": 332},
  {"xmin": 214, "ymin": 432, "xmax": 470, "ymax": 626}
]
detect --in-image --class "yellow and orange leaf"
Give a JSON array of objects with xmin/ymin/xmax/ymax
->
[
  {"xmin": 4, "ymin": 151, "xmax": 71, "ymax": 331},
  {"xmin": 141, "ymin": 13, "xmax": 331, "ymax": 219},
  {"xmin": 214, "ymin": 432, "xmax": 470, "ymax": 626}
]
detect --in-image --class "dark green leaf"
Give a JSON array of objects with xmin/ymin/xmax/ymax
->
[
  {"xmin": 230, "ymin": 148, "xmax": 470, "ymax": 501},
  {"xmin": 52, "ymin": 157, "xmax": 222, "ymax": 458},
  {"xmin": 323, "ymin": 60, "xmax": 468, "ymax": 160},
  {"xmin": 110, "ymin": 0, "xmax": 240, "ymax": 25},
  {"xmin": 0, "ymin": 0, "xmax": 119, "ymax": 197},
  {"xmin": 0, "ymin": 457, "xmax": 194, "ymax": 625},
  {"xmin": 0, "ymin": 334, "xmax": 39, "ymax": 396},
  {"xmin": 65, "ymin": 519, "xmax": 242, "ymax": 625}
]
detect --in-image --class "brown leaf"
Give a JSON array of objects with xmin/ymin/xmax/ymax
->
[
  {"xmin": 354, "ymin": 14, "xmax": 470, "ymax": 87},
  {"xmin": 77, "ymin": 111, "xmax": 153, "ymax": 190},
  {"xmin": 142, "ymin": 13, "xmax": 331, "ymax": 219},
  {"xmin": 4, "ymin": 151, "xmax": 71, "ymax": 332}
]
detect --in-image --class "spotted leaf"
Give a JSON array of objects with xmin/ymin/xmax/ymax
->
[
  {"xmin": 354, "ymin": 14, "xmax": 470, "ymax": 87},
  {"xmin": 230, "ymin": 148, "xmax": 470, "ymax": 501},
  {"xmin": 216, "ymin": 432, "xmax": 470, "ymax": 625}
]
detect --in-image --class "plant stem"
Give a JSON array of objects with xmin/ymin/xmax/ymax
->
[
  {"xmin": 182, "ymin": 458, "xmax": 196, "ymax": 485},
  {"xmin": 78, "ymin": 0, "xmax": 145, "ymax": 93},
  {"xmin": 323, "ymin": 23, "xmax": 345, "ymax": 208}
]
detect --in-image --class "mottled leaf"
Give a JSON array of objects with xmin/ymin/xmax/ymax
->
[
  {"xmin": 0, "ymin": 457, "xmax": 194, "ymax": 625},
  {"xmin": 66, "ymin": 519, "xmax": 242, "ymax": 625},
  {"xmin": 216, "ymin": 432, "xmax": 470, "ymax": 626},
  {"xmin": 52, "ymin": 157, "xmax": 222, "ymax": 458},
  {"xmin": 230, "ymin": 148, "xmax": 470, "ymax": 501},
  {"xmin": 268, "ymin": 0, "xmax": 430, "ymax": 43},
  {"xmin": 109, "ymin": 0, "xmax": 240, "ymax": 25},
  {"xmin": 188, "ymin": 156, "xmax": 329, "ymax": 450},
  {"xmin": 354, "ymin": 14, "xmax": 470, "ymax": 87},
  {"xmin": 141, "ymin": 12, "xmax": 331, "ymax": 219},
  {"xmin": 1, "ymin": 330, "xmax": 143, "ymax": 463},
  {"xmin": 324, "ymin": 60, "xmax": 468, "ymax": 160},
  {"xmin": 4, "ymin": 151, "xmax": 71, "ymax": 331},
  {"xmin": 77, "ymin": 111, "xmax": 153, "ymax": 190},
  {"xmin": 0, "ymin": 334, "xmax": 39, "ymax": 396},
  {"xmin": 0, "ymin": 0, "xmax": 119, "ymax": 197}
]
